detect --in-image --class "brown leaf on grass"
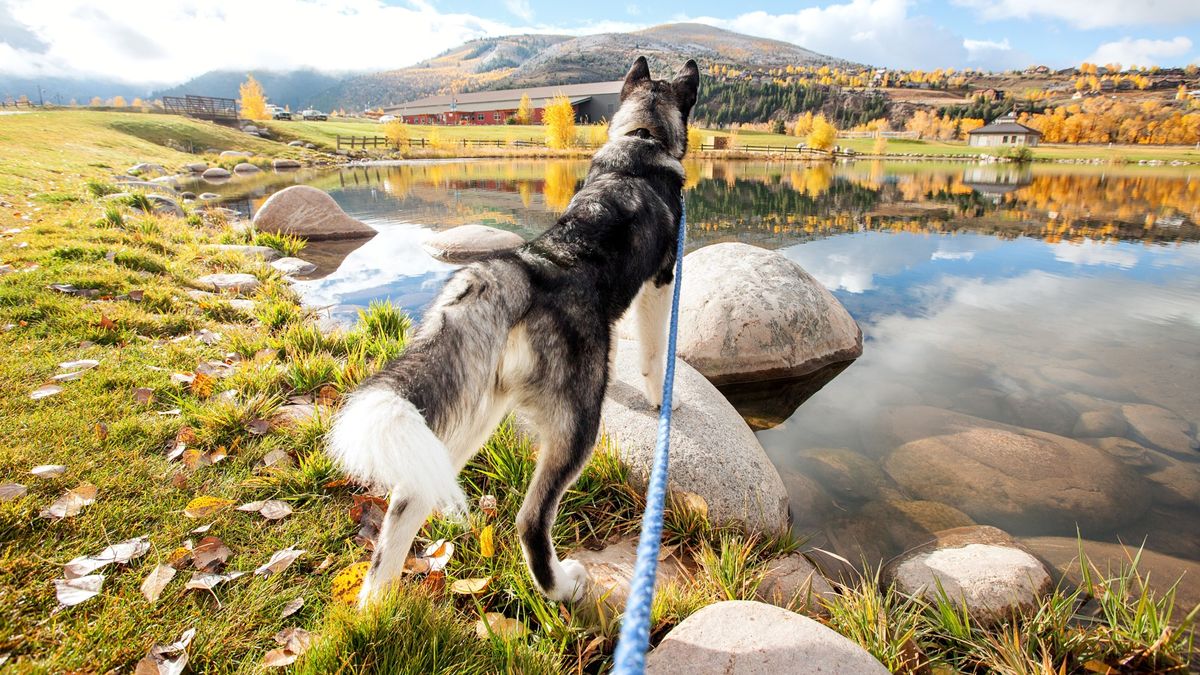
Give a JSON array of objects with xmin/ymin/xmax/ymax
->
[
  {"xmin": 259, "ymin": 449, "xmax": 292, "ymax": 470},
  {"xmin": 331, "ymin": 562, "xmax": 370, "ymax": 604},
  {"xmin": 196, "ymin": 360, "xmax": 235, "ymax": 378},
  {"xmin": 475, "ymin": 612, "xmax": 528, "ymax": 639},
  {"xmin": 263, "ymin": 627, "xmax": 314, "ymax": 667},
  {"xmin": 170, "ymin": 473, "xmax": 188, "ymax": 489},
  {"xmin": 30, "ymin": 384, "xmax": 63, "ymax": 400},
  {"xmin": 280, "ymin": 597, "xmax": 304, "ymax": 619},
  {"xmin": 141, "ymin": 563, "xmax": 177, "ymax": 604},
  {"xmin": 315, "ymin": 384, "xmax": 339, "ymax": 406},
  {"xmin": 181, "ymin": 449, "xmax": 202, "ymax": 469},
  {"xmin": 175, "ymin": 426, "xmax": 197, "ymax": 444},
  {"xmin": 128, "ymin": 289, "xmax": 145, "ymax": 302},
  {"xmin": 423, "ymin": 570, "xmax": 445, "ymax": 594},
  {"xmin": 403, "ymin": 556, "xmax": 432, "ymax": 575},
  {"xmin": 166, "ymin": 544, "xmax": 194, "ymax": 569},
  {"xmin": 40, "ymin": 482, "xmax": 97, "ymax": 520},
  {"xmin": 478, "ymin": 494, "xmax": 498, "ymax": 518},
  {"xmin": 255, "ymin": 546, "xmax": 304, "ymax": 577},
  {"xmin": 134, "ymin": 627, "xmax": 195, "ymax": 675},
  {"xmin": 53, "ymin": 574, "xmax": 104, "ymax": 607},
  {"xmin": 170, "ymin": 372, "xmax": 195, "ymax": 386},
  {"xmin": 189, "ymin": 372, "xmax": 214, "ymax": 398},
  {"xmin": 351, "ymin": 496, "xmax": 386, "ymax": 549},
  {"xmin": 59, "ymin": 359, "xmax": 100, "ymax": 371},
  {"xmin": 134, "ymin": 387, "xmax": 154, "ymax": 404},
  {"xmin": 450, "ymin": 576, "xmax": 492, "ymax": 595},
  {"xmin": 30, "ymin": 464, "xmax": 66, "ymax": 478},
  {"xmin": 0, "ymin": 481, "xmax": 27, "ymax": 502},
  {"xmin": 322, "ymin": 478, "xmax": 349, "ymax": 490},
  {"xmin": 314, "ymin": 555, "xmax": 334, "ymax": 573},
  {"xmin": 183, "ymin": 495, "xmax": 233, "ymax": 519},
  {"xmin": 237, "ymin": 499, "xmax": 292, "ymax": 521},
  {"xmin": 64, "ymin": 535, "xmax": 150, "ymax": 578},
  {"xmin": 97, "ymin": 315, "xmax": 117, "ymax": 331},
  {"xmin": 94, "ymin": 422, "xmax": 109, "ymax": 441},
  {"xmin": 246, "ymin": 418, "xmax": 271, "ymax": 436},
  {"xmin": 192, "ymin": 536, "xmax": 231, "ymax": 572}
]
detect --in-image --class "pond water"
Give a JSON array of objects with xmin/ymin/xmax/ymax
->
[{"xmin": 190, "ymin": 159, "xmax": 1200, "ymax": 586}]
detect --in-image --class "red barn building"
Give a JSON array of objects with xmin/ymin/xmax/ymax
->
[{"xmin": 383, "ymin": 81, "xmax": 623, "ymax": 125}]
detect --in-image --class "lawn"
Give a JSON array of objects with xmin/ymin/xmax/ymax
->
[{"xmin": 0, "ymin": 109, "xmax": 1195, "ymax": 673}]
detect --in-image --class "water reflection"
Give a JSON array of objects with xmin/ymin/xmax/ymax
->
[{"xmin": 199, "ymin": 160, "xmax": 1200, "ymax": 586}]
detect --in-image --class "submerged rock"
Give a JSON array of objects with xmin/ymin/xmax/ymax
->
[
  {"xmin": 252, "ymin": 185, "xmax": 376, "ymax": 241},
  {"xmin": 601, "ymin": 340, "xmax": 789, "ymax": 534},
  {"xmin": 1121, "ymin": 403, "xmax": 1197, "ymax": 456},
  {"xmin": 646, "ymin": 601, "xmax": 890, "ymax": 675},
  {"xmin": 422, "ymin": 224, "xmax": 523, "ymax": 263},
  {"xmin": 672, "ymin": 243, "xmax": 861, "ymax": 385}
]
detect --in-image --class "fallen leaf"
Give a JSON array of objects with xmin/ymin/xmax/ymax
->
[
  {"xmin": 478, "ymin": 494, "xmax": 498, "ymax": 518},
  {"xmin": 128, "ymin": 289, "xmax": 145, "ymax": 302},
  {"xmin": 192, "ymin": 536, "xmax": 231, "ymax": 571},
  {"xmin": 170, "ymin": 372, "xmax": 195, "ymax": 386},
  {"xmin": 479, "ymin": 525, "xmax": 495, "ymax": 558},
  {"xmin": 262, "ymin": 648, "xmax": 299, "ymax": 668},
  {"xmin": 259, "ymin": 449, "xmax": 292, "ymax": 469},
  {"xmin": 475, "ymin": 612, "xmax": 528, "ymax": 640},
  {"xmin": 52, "ymin": 371, "xmax": 86, "ymax": 382},
  {"xmin": 259, "ymin": 500, "xmax": 292, "ymax": 520},
  {"xmin": 190, "ymin": 523, "xmax": 211, "ymax": 534},
  {"xmin": 205, "ymin": 445, "xmax": 228, "ymax": 465},
  {"xmin": 351, "ymin": 496, "xmax": 385, "ymax": 548},
  {"xmin": 170, "ymin": 473, "xmax": 188, "ymax": 489},
  {"xmin": 30, "ymin": 464, "xmax": 66, "ymax": 477},
  {"xmin": 349, "ymin": 494, "xmax": 388, "ymax": 523},
  {"xmin": 315, "ymin": 384, "xmax": 339, "ymax": 405},
  {"xmin": 40, "ymin": 482, "xmax": 97, "ymax": 520},
  {"xmin": 450, "ymin": 576, "xmax": 491, "ymax": 595},
  {"xmin": 194, "ymin": 329, "xmax": 221, "ymax": 345},
  {"xmin": 423, "ymin": 570, "xmax": 445, "ymax": 594},
  {"xmin": 424, "ymin": 539, "xmax": 454, "ymax": 572},
  {"xmin": 94, "ymin": 422, "xmax": 109, "ymax": 441},
  {"xmin": 403, "ymin": 556, "xmax": 432, "ymax": 575},
  {"xmin": 97, "ymin": 315, "xmax": 117, "ymax": 331},
  {"xmin": 183, "ymin": 495, "xmax": 233, "ymax": 519},
  {"xmin": 263, "ymin": 627, "xmax": 314, "ymax": 667},
  {"xmin": 256, "ymin": 546, "xmax": 304, "ymax": 576},
  {"xmin": 185, "ymin": 570, "xmax": 244, "ymax": 592},
  {"xmin": 246, "ymin": 418, "xmax": 271, "ymax": 435},
  {"xmin": 181, "ymin": 448, "xmax": 203, "ymax": 469},
  {"xmin": 331, "ymin": 562, "xmax": 370, "ymax": 604},
  {"xmin": 54, "ymin": 574, "xmax": 104, "ymax": 607},
  {"xmin": 141, "ymin": 563, "xmax": 177, "ymax": 604},
  {"xmin": 64, "ymin": 535, "xmax": 150, "ymax": 578},
  {"xmin": 189, "ymin": 372, "xmax": 214, "ymax": 398},
  {"xmin": 59, "ymin": 359, "xmax": 100, "ymax": 371},
  {"xmin": 314, "ymin": 555, "xmax": 334, "ymax": 573},
  {"xmin": 0, "ymin": 481, "xmax": 27, "ymax": 501},
  {"xmin": 134, "ymin": 387, "xmax": 154, "ymax": 404},
  {"xmin": 196, "ymin": 360, "xmax": 235, "ymax": 378},
  {"xmin": 175, "ymin": 426, "xmax": 197, "ymax": 444},
  {"xmin": 166, "ymin": 545, "xmax": 194, "ymax": 569},
  {"xmin": 236, "ymin": 500, "xmax": 265, "ymax": 512},
  {"xmin": 30, "ymin": 384, "xmax": 63, "ymax": 400},
  {"xmin": 134, "ymin": 627, "xmax": 195, "ymax": 675},
  {"xmin": 280, "ymin": 597, "xmax": 304, "ymax": 619},
  {"xmin": 674, "ymin": 491, "xmax": 708, "ymax": 519},
  {"xmin": 157, "ymin": 408, "xmax": 181, "ymax": 416}
]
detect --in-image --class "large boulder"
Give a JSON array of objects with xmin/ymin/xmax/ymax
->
[
  {"xmin": 233, "ymin": 162, "xmax": 260, "ymax": 174},
  {"xmin": 184, "ymin": 162, "xmax": 208, "ymax": 173},
  {"xmin": 884, "ymin": 526, "xmax": 1052, "ymax": 625},
  {"xmin": 674, "ymin": 243, "xmax": 861, "ymax": 385},
  {"xmin": 882, "ymin": 406, "xmax": 1150, "ymax": 533},
  {"xmin": 423, "ymin": 224, "xmax": 524, "ymax": 263},
  {"xmin": 1121, "ymin": 403, "xmax": 1197, "ymax": 456},
  {"xmin": 646, "ymin": 601, "xmax": 890, "ymax": 675},
  {"xmin": 251, "ymin": 185, "xmax": 375, "ymax": 241},
  {"xmin": 755, "ymin": 553, "xmax": 837, "ymax": 614},
  {"xmin": 601, "ymin": 340, "xmax": 789, "ymax": 533}
]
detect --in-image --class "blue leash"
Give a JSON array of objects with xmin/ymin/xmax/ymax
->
[{"xmin": 611, "ymin": 197, "xmax": 687, "ymax": 675}]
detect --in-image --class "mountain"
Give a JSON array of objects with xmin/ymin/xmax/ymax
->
[
  {"xmin": 0, "ymin": 76, "xmax": 154, "ymax": 105},
  {"xmin": 153, "ymin": 69, "xmax": 345, "ymax": 110}
]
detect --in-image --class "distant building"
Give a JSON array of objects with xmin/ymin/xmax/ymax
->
[
  {"xmin": 382, "ymin": 81, "xmax": 623, "ymax": 125},
  {"xmin": 967, "ymin": 113, "xmax": 1042, "ymax": 147}
]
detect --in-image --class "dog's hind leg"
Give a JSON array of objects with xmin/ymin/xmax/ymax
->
[
  {"xmin": 358, "ymin": 493, "xmax": 431, "ymax": 606},
  {"xmin": 635, "ymin": 279, "xmax": 674, "ymax": 409},
  {"xmin": 516, "ymin": 384, "xmax": 604, "ymax": 603}
]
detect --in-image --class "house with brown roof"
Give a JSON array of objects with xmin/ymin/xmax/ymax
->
[{"xmin": 966, "ymin": 112, "xmax": 1042, "ymax": 147}]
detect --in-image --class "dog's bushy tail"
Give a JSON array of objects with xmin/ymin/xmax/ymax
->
[{"xmin": 326, "ymin": 387, "xmax": 467, "ymax": 514}]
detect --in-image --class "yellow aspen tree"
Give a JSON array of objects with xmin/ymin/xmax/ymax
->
[
  {"xmin": 239, "ymin": 75, "xmax": 268, "ymax": 120},
  {"xmin": 807, "ymin": 114, "xmax": 837, "ymax": 150},
  {"xmin": 89, "ymin": 96, "xmax": 102, "ymax": 107},
  {"xmin": 111, "ymin": 95, "xmax": 126, "ymax": 107},
  {"xmin": 516, "ymin": 94, "xmax": 533, "ymax": 125},
  {"xmin": 384, "ymin": 119, "xmax": 410, "ymax": 149},
  {"xmin": 543, "ymin": 94, "xmax": 576, "ymax": 149}
]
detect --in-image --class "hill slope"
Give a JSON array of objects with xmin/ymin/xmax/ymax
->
[{"xmin": 153, "ymin": 69, "xmax": 344, "ymax": 111}]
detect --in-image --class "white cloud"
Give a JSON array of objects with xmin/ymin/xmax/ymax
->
[
  {"xmin": 504, "ymin": 0, "xmax": 534, "ymax": 22},
  {"xmin": 1086, "ymin": 36, "xmax": 1194, "ymax": 68},
  {"xmin": 688, "ymin": 0, "xmax": 1007, "ymax": 70},
  {"xmin": 963, "ymin": 37, "xmax": 1030, "ymax": 70},
  {"xmin": 954, "ymin": 0, "xmax": 1200, "ymax": 30},
  {"xmin": 1051, "ymin": 240, "xmax": 1139, "ymax": 268}
]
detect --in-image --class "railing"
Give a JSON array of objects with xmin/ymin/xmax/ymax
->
[
  {"xmin": 0, "ymin": 99, "xmax": 39, "ymax": 109},
  {"xmin": 335, "ymin": 135, "xmax": 604, "ymax": 150},
  {"xmin": 162, "ymin": 95, "xmax": 238, "ymax": 121},
  {"xmin": 839, "ymin": 130, "xmax": 920, "ymax": 139}
]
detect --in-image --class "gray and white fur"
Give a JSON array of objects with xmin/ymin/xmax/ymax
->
[{"xmin": 327, "ymin": 56, "xmax": 700, "ymax": 606}]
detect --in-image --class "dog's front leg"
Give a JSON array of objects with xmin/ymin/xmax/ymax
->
[
  {"xmin": 358, "ymin": 493, "xmax": 431, "ymax": 606},
  {"xmin": 636, "ymin": 279, "xmax": 675, "ymax": 409}
]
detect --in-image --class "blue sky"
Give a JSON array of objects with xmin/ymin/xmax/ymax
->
[{"xmin": 1, "ymin": 0, "xmax": 1197, "ymax": 84}]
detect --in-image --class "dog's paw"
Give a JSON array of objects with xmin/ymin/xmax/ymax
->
[{"xmin": 544, "ymin": 559, "xmax": 589, "ymax": 603}]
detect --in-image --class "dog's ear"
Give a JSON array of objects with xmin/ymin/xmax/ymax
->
[
  {"xmin": 621, "ymin": 56, "xmax": 651, "ymax": 101},
  {"xmin": 672, "ymin": 59, "xmax": 700, "ymax": 118}
]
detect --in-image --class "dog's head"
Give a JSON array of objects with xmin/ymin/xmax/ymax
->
[{"xmin": 608, "ymin": 56, "xmax": 700, "ymax": 160}]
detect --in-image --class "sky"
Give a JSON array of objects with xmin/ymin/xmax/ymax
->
[{"xmin": 1, "ymin": 0, "xmax": 1198, "ymax": 86}]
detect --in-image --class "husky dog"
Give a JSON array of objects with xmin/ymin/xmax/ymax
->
[{"xmin": 328, "ymin": 56, "xmax": 699, "ymax": 605}]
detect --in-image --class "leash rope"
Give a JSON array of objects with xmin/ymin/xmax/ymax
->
[{"xmin": 611, "ymin": 196, "xmax": 687, "ymax": 675}]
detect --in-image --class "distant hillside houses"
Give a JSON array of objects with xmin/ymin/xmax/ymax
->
[{"xmin": 383, "ymin": 81, "xmax": 621, "ymax": 125}]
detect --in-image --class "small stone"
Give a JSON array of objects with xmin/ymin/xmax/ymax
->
[
  {"xmin": 202, "ymin": 167, "xmax": 231, "ymax": 180},
  {"xmin": 572, "ymin": 537, "xmax": 683, "ymax": 612},
  {"xmin": 287, "ymin": 140, "xmax": 304, "ymax": 147},
  {"xmin": 210, "ymin": 244, "xmax": 282, "ymax": 261},
  {"xmin": 272, "ymin": 158, "xmax": 302, "ymax": 170},
  {"xmin": 219, "ymin": 150, "xmax": 251, "ymax": 158},
  {"xmin": 194, "ymin": 273, "xmax": 260, "ymax": 295},
  {"xmin": 270, "ymin": 257, "xmax": 317, "ymax": 276},
  {"xmin": 233, "ymin": 162, "xmax": 260, "ymax": 174},
  {"xmin": 422, "ymin": 225, "xmax": 523, "ymax": 263}
]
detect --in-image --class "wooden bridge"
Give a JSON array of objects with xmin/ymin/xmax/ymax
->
[{"xmin": 162, "ymin": 95, "xmax": 238, "ymax": 121}]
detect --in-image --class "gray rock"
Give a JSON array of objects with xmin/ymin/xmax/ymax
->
[
  {"xmin": 1040, "ymin": 365, "xmax": 1135, "ymax": 401},
  {"xmin": 194, "ymin": 273, "xmax": 260, "ymax": 295},
  {"xmin": 422, "ymin": 224, "xmax": 524, "ymax": 263},
  {"xmin": 270, "ymin": 256, "xmax": 317, "ymax": 276},
  {"xmin": 304, "ymin": 142, "xmax": 316, "ymax": 149},
  {"xmin": 858, "ymin": 498, "xmax": 976, "ymax": 552},
  {"xmin": 210, "ymin": 244, "xmax": 282, "ymax": 261},
  {"xmin": 272, "ymin": 158, "xmax": 302, "ymax": 170},
  {"xmin": 180, "ymin": 192, "xmax": 196, "ymax": 201},
  {"xmin": 287, "ymin": 140, "xmax": 304, "ymax": 147},
  {"xmin": 572, "ymin": 537, "xmax": 684, "ymax": 612},
  {"xmin": 184, "ymin": 162, "xmax": 208, "ymax": 173},
  {"xmin": 674, "ymin": 243, "xmax": 862, "ymax": 385},
  {"xmin": 198, "ymin": 192, "xmax": 221, "ymax": 201},
  {"xmin": 233, "ymin": 162, "xmax": 260, "ymax": 174},
  {"xmin": 884, "ymin": 526, "xmax": 1051, "ymax": 625},
  {"xmin": 201, "ymin": 167, "xmax": 231, "ymax": 180},
  {"xmin": 755, "ymin": 553, "xmax": 837, "ymax": 614},
  {"xmin": 882, "ymin": 406, "xmax": 1150, "ymax": 532},
  {"xmin": 252, "ymin": 185, "xmax": 376, "ymax": 241},
  {"xmin": 1073, "ymin": 409, "xmax": 1128, "ymax": 438},
  {"xmin": 150, "ymin": 175, "xmax": 180, "ymax": 187},
  {"xmin": 601, "ymin": 340, "xmax": 789, "ymax": 533},
  {"xmin": 274, "ymin": 403, "xmax": 328, "ymax": 426},
  {"xmin": 228, "ymin": 298, "xmax": 256, "ymax": 312},
  {"xmin": 219, "ymin": 150, "xmax": 251, "ymax": 158},
  {"xmin": 127, "ymin": 162, "xmax": 167, "ymax": 177},
  {"xmin": 1121, "ymin": 403, "xmax": 1197, "ymax": 455},
  {"xmin": 646, "ymin": 601, "xmax": 890, "ymax": 675}
]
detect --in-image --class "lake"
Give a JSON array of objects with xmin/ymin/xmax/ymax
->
[{"xmin": 188, "ymin": 159, "xmax": 1200, "ymax": 587}]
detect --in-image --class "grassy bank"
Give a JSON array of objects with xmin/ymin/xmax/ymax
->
[{"xmin": 0, "ymin": 110, "xmax": 1196, "ymax": 673}]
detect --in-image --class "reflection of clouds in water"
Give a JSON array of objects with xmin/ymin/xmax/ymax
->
[
  {"xmin": 291, "ymin": 223, "xmax": 456, "ymax": 313},
  {"xmin": 1051, "ymin": 240, "xmax": 1139, "ymax": 269},
  {"xmin": 782, "ymin": 233, "xmax": 995, "ymax": 294}
]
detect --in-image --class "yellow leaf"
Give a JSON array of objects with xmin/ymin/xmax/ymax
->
[
  {"xmin": 675, "ymin": 491, "xmax": 708, "ymax": 519},
  {"xmin": 479, "ymin": 525, "xmax": 494, "ymax": 558},
  {"xmin": 451, "ymin": 576, "xmax": 491, "ymax": 595},
  {"xmin": 331, "ymin": 561, "xmax": 370, "ymax": 604},
  {"xmin": 183, "ymin": 495, "xmax": 234, "ymax": 519},
  {"xmin": 475, "ymin": 612, "xmax": 527, "ymax": 639}
]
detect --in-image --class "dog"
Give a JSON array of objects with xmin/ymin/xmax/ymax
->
[{"xmin": 327, "ymin": 55, "xmax": 700, "ymax": 606}]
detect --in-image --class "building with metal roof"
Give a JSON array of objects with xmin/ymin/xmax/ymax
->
[
  {"xmin": 967, "ymin": 113, "xmax": 1043, "ymax": 147},
  {"xmin": 383, "ymin": 81, "xmax": 623, "ymax": 126}
]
